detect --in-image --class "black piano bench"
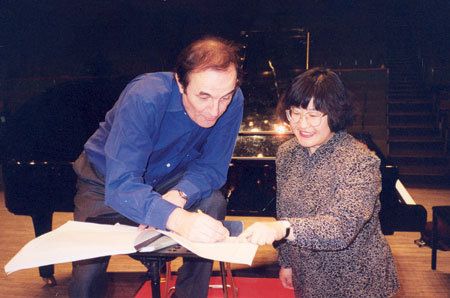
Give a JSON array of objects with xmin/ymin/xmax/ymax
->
[{"xmin": 86, "ymin": 216, "xmax": 238, "ymax": 298}]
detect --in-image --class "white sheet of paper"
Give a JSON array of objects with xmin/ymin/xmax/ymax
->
[
  {"xmin": 5, "ymin": 220, "xmax": 258, "ymax": 275},
  {"xmin": 159, "ymin": 230, "xmax": 258, "ymax": 265}
]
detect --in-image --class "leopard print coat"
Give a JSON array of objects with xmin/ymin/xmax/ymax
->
[{"xmin": 276, "ymin": 130, "xmax": 399, "ymax": 298}]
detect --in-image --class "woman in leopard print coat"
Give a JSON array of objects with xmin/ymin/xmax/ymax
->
[{"xmin": 241, "ymin": 68, "xmax": 399, "ymax": 297}]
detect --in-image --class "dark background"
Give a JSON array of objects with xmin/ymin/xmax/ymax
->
[
  {"xmin": 1, "ymin": 0, "xmax": 449, "ymax": 160},
  {"xmin": 2, "ymin": 0, "xmax": 449, "ymax": 109}
]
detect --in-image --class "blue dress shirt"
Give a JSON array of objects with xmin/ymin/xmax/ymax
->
[{"xmin": 84, "ymin": 72, "xmax": 244, "ymax": 229}]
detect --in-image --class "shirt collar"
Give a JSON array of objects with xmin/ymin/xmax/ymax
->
[{"xmin": 167, "ymin": 74, "xmax": 184, "ymax": 113}]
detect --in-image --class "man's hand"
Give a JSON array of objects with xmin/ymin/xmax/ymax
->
[
  {"xmin": 279, "ymin": 267, "xmax": 294, "ymax": 289},
  {"xmin": 166, "ymin": 208, "xmax": 229, "ymax": 242},
  {"xmin": 238, "ymin": 221, "xmax": 286, "ymax": 245},
  {"xmin": 162, "ymin": 190, "xmax": 186, "ymax": 208}
]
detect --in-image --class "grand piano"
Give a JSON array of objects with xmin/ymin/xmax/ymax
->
[{"xmin": 2, "ymin": 30, "xmax": 427, "ymax": 282}]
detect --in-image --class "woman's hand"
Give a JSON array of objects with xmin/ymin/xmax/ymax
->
[
  {"xmin": 238, "ymin": 221, "xmax": 286, "ymax": 245},
  {"xmin": 279, "ymin": 267, "xmax": 294, "ymax": 289}
]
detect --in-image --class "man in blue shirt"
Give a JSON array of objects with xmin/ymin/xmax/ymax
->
[{"xmin": 69, "ymin": 36, "xmax": 244, "ymax": 298}]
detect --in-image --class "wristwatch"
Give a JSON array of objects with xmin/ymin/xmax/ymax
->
[
  {"xmin": 281, "ymin": 220, "xmax": 291, "ymax": 239},
  {"xmin": 177, "ymin": 190, "xmax": 188, "ymax": 200},
  {"xmin": 273, "ymin": 220, "xmax": 291, "ymax": 248}
]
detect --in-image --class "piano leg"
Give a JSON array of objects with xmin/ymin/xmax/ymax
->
[{"xmin": 31, "ymin": 213, "xmax": 57, "ymax": 286}]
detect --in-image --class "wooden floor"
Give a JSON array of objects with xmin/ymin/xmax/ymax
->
[{"xmin": 1, "ymin": 183, "xmax": 449, "ymax": 297}]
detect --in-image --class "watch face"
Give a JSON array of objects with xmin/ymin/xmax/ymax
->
[{"xmin": 178, "ymin": 190, "xmax": 188, "ymax": 200}]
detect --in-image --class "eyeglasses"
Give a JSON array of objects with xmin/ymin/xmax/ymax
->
[{"xmin": 285, "ymin": 108, "xmax": 326, "ymax": 127}]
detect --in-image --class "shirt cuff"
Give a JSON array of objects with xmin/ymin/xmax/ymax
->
[{"xmin": 144, "ymin": 198, "xmax": 178, "ymax": 230}]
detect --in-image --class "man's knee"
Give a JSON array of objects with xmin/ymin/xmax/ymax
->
[{"xmin": 195, "ymin": 190, "xmax": 227, "ymax": 220}]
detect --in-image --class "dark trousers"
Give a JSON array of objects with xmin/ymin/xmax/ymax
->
[{"xmin": 69, "ymin": 151, "xmax": 227, "ymax": 298}]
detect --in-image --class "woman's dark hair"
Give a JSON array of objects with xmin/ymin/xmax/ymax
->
[
  {"xmin": 276, "ymin": 67, "xmax": 354, "ymax": 132},
  {"xmin": 175, "ymin": 36, "xmax": 243, "ymax": 90}
]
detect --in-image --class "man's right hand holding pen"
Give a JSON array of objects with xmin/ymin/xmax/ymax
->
[
  {"xmin": 139, "ymin": 190, "xmax": 229, "ymax": 243},
  {"xmin": 166, "ymin": 208, "xmax": 229, "ymax": 243}
]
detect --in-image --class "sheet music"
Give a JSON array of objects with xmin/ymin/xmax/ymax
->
[{"xmin": 5, "ymin": 220, "xmax": 258, "ymax": 275}]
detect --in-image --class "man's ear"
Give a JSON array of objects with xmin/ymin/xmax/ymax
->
[{"xmin": 174, "ymin": 73, "xmax": 185, "ymax": 94}]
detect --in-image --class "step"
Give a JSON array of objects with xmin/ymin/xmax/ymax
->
[
  {"xmin": 388, "ymin": 111, "xmax": 434, "ymax": 117},
  {"xmin": 388, "ymin": 149, "xmax": 446, "ymax": 159},
  {"xmin": 388, "ymin": 81, "xmax": 422, "ymax": 86},
  {"xmin": 388, "ymin": 87, "xmax": 424, "ymax": 92},
  {"xmin": 388, "ymin": 66, "xmax": 421, "ymax": 72},
  {"xmin": 389, "ymin": 157, "xmax": 449, "ymax": 168},
  {"xmin": 387, "ymin": 61, "xmax": 419, "ymax": 66},
  {"xmin": 388, "ymin": 147, "xmax": 445, "ymax": 157},
  {"xmin": 399, "ymin": 174, "xmax": 450, "ymax": 186},
  {"xmin": 389, "ymin": 143, "xmax": 445, "ymax": 154},
  {"xmin": 388, "ymin": 73, "xmax": 421, "ymax": 78},
  {"xmin": 389, "ymin": 87, "xmax": 424, "ymax": 92},
  {"xmin": 387, "ymin": 102, "xmax": 433, "ymax": 113},
  {"xmin": 387, "ymin": 98, "xmax": 432, "ymax": 104},
  {"xmin": 388, "ymin": 126, "xmax": 440, "ymax": 138},
  {"xmin": 389, "ymin": 86, "xmax": 424, "ymax": 91},
  {"xmin": 388, "ymin": 94, "xmax": 427, "ymax": 100},
  {"xmin": 388, "ymin": 114, "xmax": 437, "ymax": 125},
  {"xmin": 387, "ymin": 58, "xmax": 419, "ymax": 63},
  {"xmin": 397, "ymin": 164, "xmax": 450, "ymax": 177},
  {"xmin": 388, "ymin": 136, "xmax": 444, "ymax": 143},
  {"xmin": 388, "ymin": 90, "xmax": 426, "ymax": 96},
  {"xmin": 388, "ymin": 80, "xmax": 422, "ymax": 85},
  {"xmin": 387, "ymin": 60, "xmax": 419, "ymax": 65},
  {"xmin": 389, "ymin": 85, "xmax": 424, "ymax": 90},
  {"xmin": 388, "ymin": 72, "xmax": 421, "ymax": 76}
]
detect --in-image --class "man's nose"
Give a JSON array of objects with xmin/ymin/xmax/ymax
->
[{"xmin": 208, "ymin": 100, "xmax": 220, "ymax": 117}]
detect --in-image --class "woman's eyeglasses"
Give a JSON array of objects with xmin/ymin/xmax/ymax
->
[{"xmin": 286, "ymin": 108, "xmax": 326, "ymax": 127}]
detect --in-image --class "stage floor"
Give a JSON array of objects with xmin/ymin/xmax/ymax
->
[{"xmin": 1, "ymin": 184, "xmax": 449, "ymax": 297}]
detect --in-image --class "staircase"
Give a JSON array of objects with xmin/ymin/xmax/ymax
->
[{"xmin": 385, "ymin": 2, "xmax": 450, "ymax": 183}]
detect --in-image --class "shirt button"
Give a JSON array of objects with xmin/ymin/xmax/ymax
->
[{"xmin": 166, "ymin": 163, "xmax": 171, "ymax": 167}]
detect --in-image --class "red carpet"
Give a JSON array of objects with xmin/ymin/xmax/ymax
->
[{"xmin": 135, "ymin": 276, "xmax": 295, "ymax": 298}]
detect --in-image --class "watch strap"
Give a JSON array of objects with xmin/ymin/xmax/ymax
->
[{"xmin": 281, "ymin": 220, "xmax": 290, "ymax": 239}]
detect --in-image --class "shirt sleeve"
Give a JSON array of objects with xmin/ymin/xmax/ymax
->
[
  {"xmin": 173, "ymin": 89, "xmax": 244, "ymax": 208},
  {"xmin": 288, "ymin": 153, "xmax": 382, "ymax": 251},
  {"xmin": 103, "ymin": 83, "xmax": 178, "ymax": 230}
]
